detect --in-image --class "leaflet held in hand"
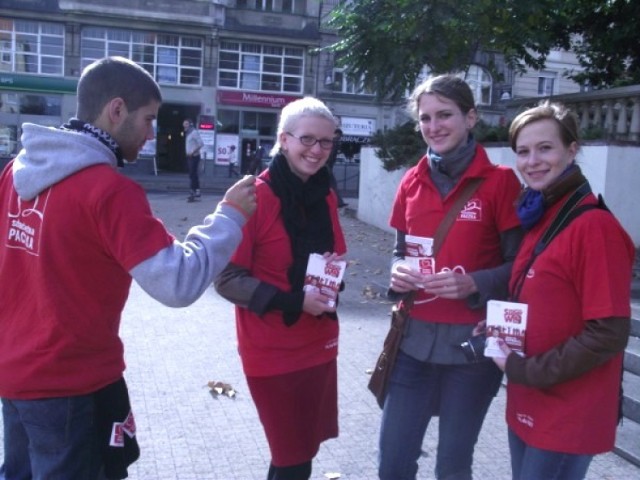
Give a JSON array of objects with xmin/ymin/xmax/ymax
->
[
  {"xmin": 404, "ymin": 234, "xmax": 436, "ymax": 275},
  {"xmin": 484, "ymin": 300, "xmax": 528, "ymax": 358},
  {"xmin": 303, "ymin": 253, "xmax": 347, "ymax": 308}
]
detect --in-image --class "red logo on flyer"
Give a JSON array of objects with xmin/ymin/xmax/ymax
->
[
  {"xmin": 110, "ymin": 423, "xmax": 125, "ymax": 447},
  {"xmin": 324, "ymin": 263, "xmax": 341, "ymax": 277},
  {"xmin": 503, "ymin": 308, "xmax": 523, "ymax": 324},
  {"xmin": 122, "ymin": 410, "xmax": 136, "ymax": 438}
]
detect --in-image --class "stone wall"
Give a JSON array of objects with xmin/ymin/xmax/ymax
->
[{"xmin": 358, "ymin": 144, "xmax": 640, "ymax": 245}]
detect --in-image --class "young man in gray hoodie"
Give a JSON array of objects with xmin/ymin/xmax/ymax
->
[{"xmin": 0, "ymin": 56, "xmax": 256, "ymax": 480}]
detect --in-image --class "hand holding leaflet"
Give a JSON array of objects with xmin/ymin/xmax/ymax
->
[
  {"xmin": 484, "ymin": 300, "xmax": 528, "ymax": 358},
  {"xmin": 303, "ymin": 253, "xmax": 347, "ymax": 308}
]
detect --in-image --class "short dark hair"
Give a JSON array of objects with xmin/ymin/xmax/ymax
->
[{"xmin": 76, "ymin": 56, "xmax": 162, "ymax": 123}]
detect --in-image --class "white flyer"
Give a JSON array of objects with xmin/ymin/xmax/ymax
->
[
  {"xmin": 404, "ymin": 234, "xmax": 436, "ymax": 275},
  {"xmin": 484, "ymin": 300, "xmax": 528, "ymax": 358},
  {"xmin": 303, "ymin": 253, "xmax": 347, "ymax": 308}
]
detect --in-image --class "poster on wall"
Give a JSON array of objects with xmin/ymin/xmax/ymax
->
[
  {"xmin": 197, "ymin": 115, "xmax": 215, "ymax": 161},
  {"xmin": 198, "ymin": 129, "xmax": 215, "ymax": 161},
  {"xmin": 215, "ymin": 134, "xmax": 239, "ymax": 166}
]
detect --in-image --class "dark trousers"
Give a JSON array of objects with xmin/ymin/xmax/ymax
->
[
  {"xmin": 267, "ymin": 461, "xmax": 312, "ymax": 480},
  {"xmin": 187, "ymin": 155, "xmax": 200, "ymax": 191}
]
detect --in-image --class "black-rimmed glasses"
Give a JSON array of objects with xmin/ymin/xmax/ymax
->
[{"xmin": 285, "ymin": 132, "xmax": 336, "ymax": 150}]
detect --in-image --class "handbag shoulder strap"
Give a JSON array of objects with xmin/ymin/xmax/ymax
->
[
  {"xmin": 403, "ymin": 176, "xmax": 484, "ymax": 311},
  {"xmin": 511, "ymin": 182, "xmax": 603, "ymax": 301},
  {"xmin": 432, "ymin": 177, "xmax": 484, "ymax": 256}
]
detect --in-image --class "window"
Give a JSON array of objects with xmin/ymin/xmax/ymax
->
[
  {"xmin": 20, "ymin": 93, "xmax": 61, "ymax": 115},
  {"xmin": 0, "ymin": 92, "xmax": 18, "ymax": 113},
  {"xmin": 331, "ymin": 68, "xmax": 374, "ymax": 95},
  {"xmin": 0, "ymin": 18, "xmax": 64, "ymax": 75},
  {"xmin": 237, "ymin": 0, "xmax": 302, "ymax": 13},
  {"xmin": 538, "ymin": 74, "xmax": 556, "ymax": 96},
  {"xmin": 81, "ymin": 28, "xmax": 203, "ymax": 86},
  {"xmin": 217, "ymin": 110, "xmax": 240, "ymax": 134},
  {"xmin": 218, "ymin": 41, "xmax": 304, "ymax": 94},
  {"xmin": 0, "ymin": 123, "xmax": 18, "ymax": 156},
  {"xmin": 217, "ymin": 109, "xmax": 277, "ymax": 136},
  {"xmin": 461, "ymin": 65, "xmax": 492, "ymax": 105}
]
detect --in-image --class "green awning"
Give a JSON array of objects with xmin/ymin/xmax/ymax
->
[{"xmin": 0, "ymin": 73, "xmax": 77, "ymax": 94}]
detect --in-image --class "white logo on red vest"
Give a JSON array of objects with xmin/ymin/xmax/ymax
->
[
  {"xmin": 526, "ymin": 268, "xmax": 535, "ymax": 279},
  {"xmin": 458, "ymin": 199, "xmax": 482, "ymax": 222},
  {"xmin": 325, "ymin": 337, "xmax": 338, "ymax": 349},
  {"xmin": 6, "ymin": 189, "xmax": 51, "ymax": 256},
  {"xmin": 516, "ymin": 412, "xmax": 534, "ymax": 428}
]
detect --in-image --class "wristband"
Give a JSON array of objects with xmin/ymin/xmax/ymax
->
[{"xmin": 220, "ymin": 199, "xmax": 250, "ymax": 220}]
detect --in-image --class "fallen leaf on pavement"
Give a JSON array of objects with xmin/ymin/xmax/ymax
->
[
  {"xmin": 362, "ymin": 286, "xmax": 379, "ymax": 299},
  {"xmin": 207, "ymin": 381, "xmax": 237, "ymax": 399}
]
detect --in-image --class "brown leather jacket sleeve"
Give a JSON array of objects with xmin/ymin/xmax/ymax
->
[
  {"xmin": 214, "ymin": 262, "xmax": 278, "ymax": 315},
  {"xmin": 505, "ymin": 317, "xmax": 630, "ymax": 389}
]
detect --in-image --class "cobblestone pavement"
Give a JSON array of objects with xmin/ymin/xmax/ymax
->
[{"xmin": 1, "ymin": 191, "xmax": 638, "ymax": 479}]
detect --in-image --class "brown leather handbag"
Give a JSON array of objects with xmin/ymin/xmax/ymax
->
[{"xmin": 368, "ymin": 178, "xmax": 483, "ymax": 408}]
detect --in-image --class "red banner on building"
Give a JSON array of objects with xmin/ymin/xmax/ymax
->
[{"xmin": 217, "ymin": 90, "xmax": 300, "ymax": 109}]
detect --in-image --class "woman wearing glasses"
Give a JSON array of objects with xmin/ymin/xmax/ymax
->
[{"xmin": 214, "ymin": 97, "xmax": 346, "ymax": 480}]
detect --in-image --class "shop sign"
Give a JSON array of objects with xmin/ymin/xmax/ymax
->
[
  {"xmin": 340, "ymin": 117, "xmax": 376, "ymax": 137},
  {"xmin": 340, "ymin": 135, "xmax": 371, "ymax": 145},
  {"xmin": 217, "ymin": 90, "xmax": 300, "ymax": 109}
]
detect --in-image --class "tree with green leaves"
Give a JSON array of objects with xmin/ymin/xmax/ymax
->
[
  {"xmin": 564, "ymin": 0, "xmax": 640, "ymax": 87},
  {"xmin": 327, "ymin": 0, "xmax": 640, "ymax": 99}
]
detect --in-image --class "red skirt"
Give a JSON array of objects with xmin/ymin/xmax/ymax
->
[{"xmin": 247, "ymin": 359, "xmax": 338, "ymax": 466}]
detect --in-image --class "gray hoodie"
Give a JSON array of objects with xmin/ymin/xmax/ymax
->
[{"xmin": 12, "ymin": 123, "xmax": 247, "ymax": 307}]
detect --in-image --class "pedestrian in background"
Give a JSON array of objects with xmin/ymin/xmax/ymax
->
[
  {"xmin": 249, "ymin": 145, "xmax": 266, "ymax": 175},
  {"xmin": 492, "ymin": 101, "xmax": 633, "ymax": 480},
  {"xmin": 0, "ymin": 56, "xmax": 256, "ymax": 480},
  {"xmin": 380, "ymin": 74, "xmax": 523, "ymax": 480},
  {"xmin": 215, "ymin": 96, "xmax": 346, "ymax": 480},
  {"xmin": 183, "ymin": 118, "xmax": 204, "ymax": 202},
  {"xmin": 326, "ymin": 127, "xmax": 347, "ymax": 207},
  {"xmin": 228, "ymin": 144, "xmax": 240, "ymax": 178}
]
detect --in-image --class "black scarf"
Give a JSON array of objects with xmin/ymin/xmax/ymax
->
[
  {"xmin": 267, "ymin": 153, "xmax": 335, "ymax": 326},
  {"xmin": 61, "ymin": 118, "xmax": 125, "ymax": 167}
]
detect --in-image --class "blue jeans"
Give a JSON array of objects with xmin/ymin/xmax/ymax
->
[
  {"xmin": 1, "ymin": 396, "xmax": 105, "ymax": 480},
  {"xmin": 508, "ymin": 429, "xmax": 593, "ymax": 480},
  {"xmin": 187, "ymin": 155, "xmax": 200, "ymax": 191},
  {"xmin": 379, "ymin": 351, "xmax": 502, "ymax": 480}
]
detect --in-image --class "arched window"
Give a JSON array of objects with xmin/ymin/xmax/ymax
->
[
  {"xmin": 460, "ymin": 65, "xmax": 492, "ymax": 105},
  {"xmin": 411, "ymin": 65, "xmax": 493, "ymax": 105}
]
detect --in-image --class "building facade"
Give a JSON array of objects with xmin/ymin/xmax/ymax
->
[{"xmin": 0, "ymin": 0, "xmax": 584, "ymax": 175}]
